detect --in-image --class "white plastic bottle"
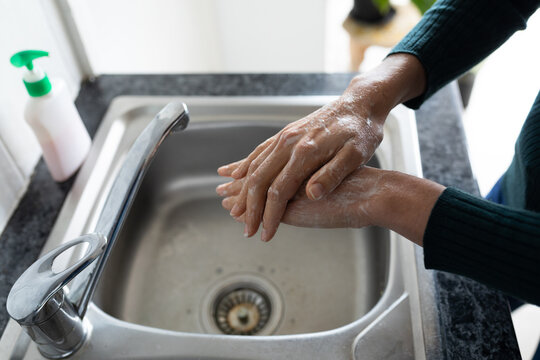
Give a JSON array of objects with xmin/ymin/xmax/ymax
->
[{"xmin": 11, "ymin": 50, "xmax": 91, "ymax": 182}]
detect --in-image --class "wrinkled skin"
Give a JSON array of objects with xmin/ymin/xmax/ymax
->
[
  {"xmin": 217, "ymin": 167, "xmax": 385, "ymax": 229},
  {"xmin": 217, "ymin": 166, "xmax": 445, "ymax": 246},
  {"xmin": 217, "ymin": 54, "xmax": 428, "ymax": 242},
  {"xmin": 218, "ymin": 96, "xmax": 384, "ymax": 240}
]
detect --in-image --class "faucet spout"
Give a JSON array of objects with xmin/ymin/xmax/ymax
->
[
  {"xmin": 73, "ymin": 102, "xmax": 190, "ymax": 318},
  {"xmin": 6, "ymin": 102, "xmax": 190, "ymax": 358}
]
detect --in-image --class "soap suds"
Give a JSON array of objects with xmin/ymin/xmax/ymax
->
[
  {"xmin": 290, "ymin": 149, "xmax": 306, "ymax": 169},
  {"xmin": 268, "ymin": 187, "xmax": 280, "ymax": 198},
  {"xmin": 283, "ymin": 133, "xmax": 301, "ymax": 146},
  {"xmin": 342, "ymin": 93, "xmax": 356, "ymax": 104},
  {"xmin": 351, "ymin": 141, "xmax": 369, "ymax": 160},
  {"xmin": 337, "ymin": 116, "xmax": 359, "ymax": 132},
  {"xmin": 317, "ymin": 118, "xmax": 331, "ymax": 134},
  {"xmin": 306, "ymin": 116, "xmax": 330, "ymax": 134}
]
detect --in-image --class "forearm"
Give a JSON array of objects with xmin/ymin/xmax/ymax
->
[
  {"xmin": 278, "ymin": 167, "xmax": 444, "ymax": 245},
  {"xmin": 366, "ymin": 170, "xmax": 445, "ymax": 246}
]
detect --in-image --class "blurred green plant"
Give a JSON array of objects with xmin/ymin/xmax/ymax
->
[
  {"xmin": 410, "ymin": 0, "xmax": 437, "ymax": 13},
  {"xmin": 371, "ymin": 0, "xmax": 436, "ymax": 15},
  {"xmin": 371, "ymin": 0, "xmax": 391, "ymax": 14}
]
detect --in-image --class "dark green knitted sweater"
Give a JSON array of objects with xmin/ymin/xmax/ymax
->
[{"xmin": 390, "ymin": 0, "xmax": 540, "ymax": 305}]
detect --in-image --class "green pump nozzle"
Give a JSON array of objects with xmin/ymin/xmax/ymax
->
[{"xmin": 10, "ymin": 50, "xmax": 52, "ymax": 97}]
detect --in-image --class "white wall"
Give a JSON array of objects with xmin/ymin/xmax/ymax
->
[
  {"xmin": 0, "ymin": 0, "xmax": 83, "ymax": 231},
  {"xmin": 212, "ymin": 0, "xmax": 326, "ymax": 72},
  {"xmin": 0, "ymin": 0, "xmax": 353, "ymax": 232},
  {"xmin": 68, "ymin": 0, "xmax": 328, "ymax": 73}
]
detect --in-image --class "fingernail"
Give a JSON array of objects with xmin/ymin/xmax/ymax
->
[
  {"xmin": 309, "ymin": 183, "xmax": 324, "ymax": 200},
  {"xmin": 230, "ymin": 204, "xmax": 240, "ymax": 216},
  {"xmin": 261, "ymin": 228, "xmax": 270, "ymax": 242},
  {"xmin": 243, "ymin": 224, "xmax": 249, "ymax": 237}
]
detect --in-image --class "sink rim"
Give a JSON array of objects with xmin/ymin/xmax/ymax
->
[{"xmin": 1, "ymin": 96, "xmax": 441, "ymax": 359}]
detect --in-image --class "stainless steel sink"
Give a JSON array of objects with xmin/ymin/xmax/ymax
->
[{"xmin": 1, "ymin": 96, "xmax": 441, "ymax": 359}]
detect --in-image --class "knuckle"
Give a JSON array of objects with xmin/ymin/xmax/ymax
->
[
  {"xmin": 350, "ymin": 143, "xmax": 366, "ymax": 157},
  {"xmin": 366, "ymin": 123, "xmax": 384, "ymax": 141},
  {"xmin": 282, "ymin": 122, "xmax": 295, "ymax": 131},
  {"xmin": 247, "ymin": 161, "xmax": 260, "ymax": 175},
  {"xmin": 252, "ymin": 144, "xmax": 265, "ymax": 155},
  {"xmin": 278, "ymin": 129, "xmax": 303, "ymax": 146},
  {"xmin": 339, "ymin": 124, "xmax": 355, "ymax": 137},
  {"xmin": 246, "ymin": 174, "xmax": 260, "ymax": 190},
  {"xmin": 319, "ymin": 162, "xmax": 346, "ymax": 185},
  {"xmin": 324, "ymin": 165, "xmax": 340, "ymax": 181},
  {"xmin": 260, "ymin": 136, "xmax": 273, "ymax": 147},
  {"xmin": 374, "ymin": 129, "xmax": 384, "ymax": 142},
  {"xmin": 295, "ymin": 139, "xmax": 316, "ymax": 154},
  {"xmin": 266, "ymin": 186, "xmax": 281, "ymax": 202},
  {"xmin": 247, "ymin": 209, "xmax": 256, "ymax": 219},
  {"xmin": 257, "ymin": 135, "xmax": 274, "ymax": 150},
  {"xmin": 347, "ymin": 142, "xmax": 368, "ymax": 161}
]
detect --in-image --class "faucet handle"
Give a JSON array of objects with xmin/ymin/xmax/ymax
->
[{"xmin": 7, "ymin": 233, "xmax": 106, "ymax": 325}]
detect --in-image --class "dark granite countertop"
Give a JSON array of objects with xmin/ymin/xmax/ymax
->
[{"xmin": 0, "ymin": 74, "xmax": 519, "ymax": 359}]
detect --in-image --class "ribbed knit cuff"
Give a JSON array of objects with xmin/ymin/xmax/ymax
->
[{"xmin": 423, "ymin": 187, "xmax": 540, "ymax": 305}]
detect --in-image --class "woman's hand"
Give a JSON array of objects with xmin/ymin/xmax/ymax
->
[
  {"xmin": 218, "ymin": 167, "xmax": 385, "ymax": 230},
  {"xmin": 217, "ymin": 54, "xmax": 427, "ymax": 242},
  {"xmin": 217, "ymin": 166, "xmax": 445, "ymax": 246},
  {"xmin": 218, "ymin": 94, "xmax": 385, "ymax": 241}
]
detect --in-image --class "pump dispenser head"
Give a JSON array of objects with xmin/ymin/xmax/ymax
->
[{"xmin": 10, "ymin": 50, "xmax": 52, "ymax": 97}]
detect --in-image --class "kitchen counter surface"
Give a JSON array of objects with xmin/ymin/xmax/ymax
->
[{"xmin": 0, "ymin": 74, "xmax": 520, "ymax": 359}]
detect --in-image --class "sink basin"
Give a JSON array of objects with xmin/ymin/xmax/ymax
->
[
  {"xmin": 95, "ymin": 121, "xmax": 389, "ymax": 335},
  {"xmin": 1, "ymin": 96, "xmax": 441, "ymax": 359}
]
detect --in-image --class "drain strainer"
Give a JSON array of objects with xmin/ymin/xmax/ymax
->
[
  {"xmin": 214, "ymin": 287, "xmax": 270, "ymax": 335},
  {"xmin": 200, "ymin": 273, "xmax": 283, "ymax": 335}
]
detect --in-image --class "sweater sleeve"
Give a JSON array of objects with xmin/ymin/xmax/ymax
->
[
  {"xmin": 423, "ymin": 187, "xmax": 540, "ymax": 306},
  {"xmin": 388, "ymin": 0, "xmax": 539, "ymax": 109}
]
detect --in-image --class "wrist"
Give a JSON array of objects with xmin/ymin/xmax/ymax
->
[
  {"xmin": 344, "ymin": 53, "xmax": 427, "ymax": 123},
  {"xmin": 366, "ymin": 170, "xmax": 444, "ymax": 246}
]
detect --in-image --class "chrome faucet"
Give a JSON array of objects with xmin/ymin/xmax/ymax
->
[{"xmin": 6, "ymin": 102, "xmax": 190, "ymax": 358}]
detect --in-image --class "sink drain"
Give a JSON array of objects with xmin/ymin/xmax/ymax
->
[
  {"xmin": 214, "ymin": 287, "xmax": 270, "ymax": 335},
  {"xmin": 201, "ymin": 274, "xmax": 283, "ymax": 335}
]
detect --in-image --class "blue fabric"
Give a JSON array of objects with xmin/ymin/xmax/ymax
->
[{"xmin": 486, "ymin": 176, "xmax": 506, "ymax": 205}]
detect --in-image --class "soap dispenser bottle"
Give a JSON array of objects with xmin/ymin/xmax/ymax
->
[{"xmin": 10, "ymin": 50, "xmax": 91, "ymax": 182}]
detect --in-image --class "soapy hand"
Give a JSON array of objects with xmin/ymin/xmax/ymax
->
[
  {"xmin": 218, "ymin": 165, "xmax": 445, "ymax": 247},
  {"xmin": 217, "ymin": 166, "xmax": 385, "ymax": 230},
  {"xmin": 216, "ymin": 54, "xmax": 428, "ymax": 242},
  {"xmin": 217, "ymin": 91, "xmax": 386, "ymax": 242}
]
